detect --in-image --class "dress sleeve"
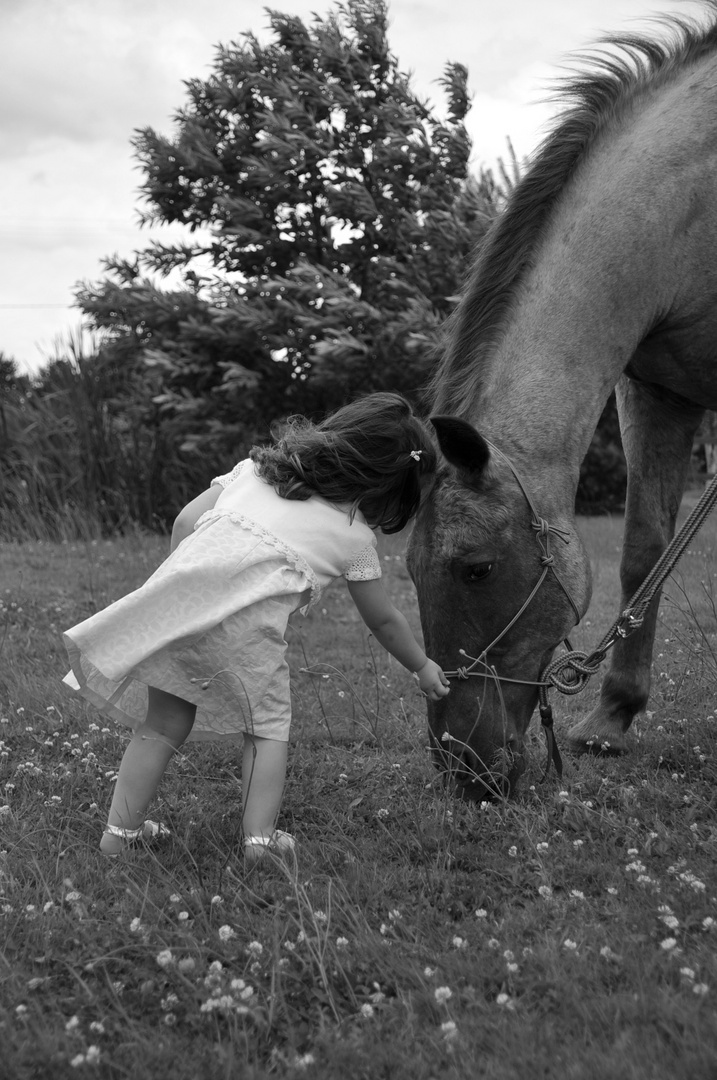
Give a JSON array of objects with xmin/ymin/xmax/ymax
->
[
  {"xmin": 344, "ymin": 541, "xmax": 382, "ymax": 581},
  {"xmin": 211, "ymin": 459, "xmax": 248, "ymax": 488}
]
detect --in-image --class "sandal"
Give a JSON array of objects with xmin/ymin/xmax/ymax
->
[
  {"xmin": 243, "ymin": 829, "xmax": 296, "ymax": 867},
  {"xmin": 100, "ymin": 819, "xmax": 170, "ymax": 857}
]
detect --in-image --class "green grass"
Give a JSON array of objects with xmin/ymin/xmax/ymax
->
[{"xmin": 1, "ymin": 501, "xmax": 717, "ymax": 1079}]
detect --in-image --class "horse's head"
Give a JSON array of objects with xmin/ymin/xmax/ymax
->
[{"xmin": 407, "ymin": 416, "xmax": 592, "ymax": 800}]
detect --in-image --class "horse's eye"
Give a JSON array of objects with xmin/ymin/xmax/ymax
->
[{"xmin": 466, "ymin": 562, "xmax": 493, "ymax": 582}]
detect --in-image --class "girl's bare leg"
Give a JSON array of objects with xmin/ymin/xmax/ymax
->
[
  {"xmin": 100, "ymin": 687, "xmax": 196, "ymax": 855},
  {"xmin": 241, "ymin": 734, "xmax": 288, "ymax": 840}
]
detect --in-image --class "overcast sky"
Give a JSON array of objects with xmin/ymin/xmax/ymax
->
[{"xmin": 0, "ymin": 0, "xmax": 706, "ymax": 373}]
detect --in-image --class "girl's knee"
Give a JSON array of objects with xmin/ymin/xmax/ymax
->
[{"xmin": 144, "ymin": 687, "xmax": 196, "ymax": 747}]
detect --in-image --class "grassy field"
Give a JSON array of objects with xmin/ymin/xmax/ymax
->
[{"xmin": 1, "ymin": 500, "xmax": 717, "ymax": 1079}]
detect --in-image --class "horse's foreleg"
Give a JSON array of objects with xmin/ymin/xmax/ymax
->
[{"xmin": 567, "ymin": 375, "xmax": 704, "ymax": 753}]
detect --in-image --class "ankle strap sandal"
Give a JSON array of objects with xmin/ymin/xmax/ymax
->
[
  {"xmin": 101, "ymin": 820, "xmax": 171, "ymax": 856},
  {"xmin": 104, "ymin": 820, "xmax": 170, "ymax": 841},
  {"xmin": 244, "ymin": 829, "xmax": 295, "ymax": 864}
]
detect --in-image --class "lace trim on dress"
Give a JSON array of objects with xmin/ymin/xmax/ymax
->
[
  {"xmin": 194, "ymin": 507, "xmax": 321, "ymax": 610},
  {"xmin": 344, "ymin": 542, "xmax": 382, "ymax": 581},
  {"xmin": 211, "ymin": 460, "xmax": 248, "ymax": 488}
]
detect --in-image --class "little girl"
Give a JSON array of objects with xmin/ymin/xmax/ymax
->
[{"xmin": 63, "ymin": 392, "xmax": 449, "ymax": 862}]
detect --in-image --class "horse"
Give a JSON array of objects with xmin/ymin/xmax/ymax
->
[{"xmin": 406, "ymin": 3, "xmax": 717, "ymax": 800}]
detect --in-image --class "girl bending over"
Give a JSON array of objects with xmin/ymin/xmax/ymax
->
[{"xmin": 63, "ymin": 393, "xmax": 449, "ymax": 862}]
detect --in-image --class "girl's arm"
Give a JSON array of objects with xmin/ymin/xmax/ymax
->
[
  {"xmin": 171, "ymin": 486, "xmax": 222, "ymax": 551},
  {"xmin": 347, "ymin": 578, "xmax": 449, "ymax": 700}
]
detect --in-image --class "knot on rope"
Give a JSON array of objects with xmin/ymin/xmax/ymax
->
[
  {"xmin": 542, "ymin": 650, "xmax": 602, "ymax": 696},
  {"xmin": 455, "ymin": 666, "xmax": 470, "ymax": 680},
  {"xmin": 530, "ymin": 517, "xmax": 571, "ymax": 545},
  {"xmin": 540, "ymin": 553, "xmax": 555, "ymax": 567},
  {"xmin": 616, "ymin": 609, "xmax": 644, "ymax": 637}
]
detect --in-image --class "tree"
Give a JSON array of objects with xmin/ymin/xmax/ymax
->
[{"xmin": 77, "ymin": 0, "xmax": 497, "ymax": 471}]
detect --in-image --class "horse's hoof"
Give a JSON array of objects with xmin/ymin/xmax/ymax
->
[{"xmin": 566, "ymin": 715, "xmax": 630, "ymax": 756}]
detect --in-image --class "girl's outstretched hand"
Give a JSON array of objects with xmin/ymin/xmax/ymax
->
[{"xmin": 415, "ymin": 659, "xmax": 450, "ymax": 701}]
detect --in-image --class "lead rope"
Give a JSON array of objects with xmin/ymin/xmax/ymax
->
[
  {"xmin": 538, "ymin": 470, "xmax": 717, "ymax": 715},
  {"xmin": 443, "ymin": 457, "xmax": 717, "ymax": 782}
]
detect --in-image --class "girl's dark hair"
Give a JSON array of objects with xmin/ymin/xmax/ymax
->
[{"xmin": 250, "ymin": 393, "xmax": 436, "ymax": 533}]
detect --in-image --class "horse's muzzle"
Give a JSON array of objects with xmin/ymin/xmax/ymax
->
[{"xmin": 431, "ymin": 737, "xmax": 524, "ymax": 801}]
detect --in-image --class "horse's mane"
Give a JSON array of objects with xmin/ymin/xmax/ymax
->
[{"xmin": 430, "ymin": 1, "xmax": 717, "ymax": 416}]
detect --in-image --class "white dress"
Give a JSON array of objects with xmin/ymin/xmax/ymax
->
[{"xmin": 63, "ymin": 461, "xmax": 382, "ymax": 742}]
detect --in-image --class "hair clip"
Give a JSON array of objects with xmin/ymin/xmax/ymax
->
[{"xmin": 409, "ymin": 450, "xmax": 423, "ymax": 461}]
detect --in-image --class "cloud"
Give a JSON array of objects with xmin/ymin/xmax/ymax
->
[{"xmin": 0, "ymin": 0, "xmax": 217, "ymax": 158}]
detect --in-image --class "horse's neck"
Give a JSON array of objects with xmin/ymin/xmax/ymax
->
[{"xmin": 478, "ymin": 57, "xmax": 717, "ymax": 495}]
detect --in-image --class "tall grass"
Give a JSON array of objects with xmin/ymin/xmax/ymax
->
[
  {"xmin": 0, "ymin": 334, "xmax": 202, "ymax": 541},
  {"xmin": 1, "ymin": 505, "xmax": 716, "ymax": 1078}
]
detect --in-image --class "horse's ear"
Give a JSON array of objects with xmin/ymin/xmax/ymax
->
[{"xmin": 430, "ymin": 415, "xmax": 491, "ymax": 482}]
